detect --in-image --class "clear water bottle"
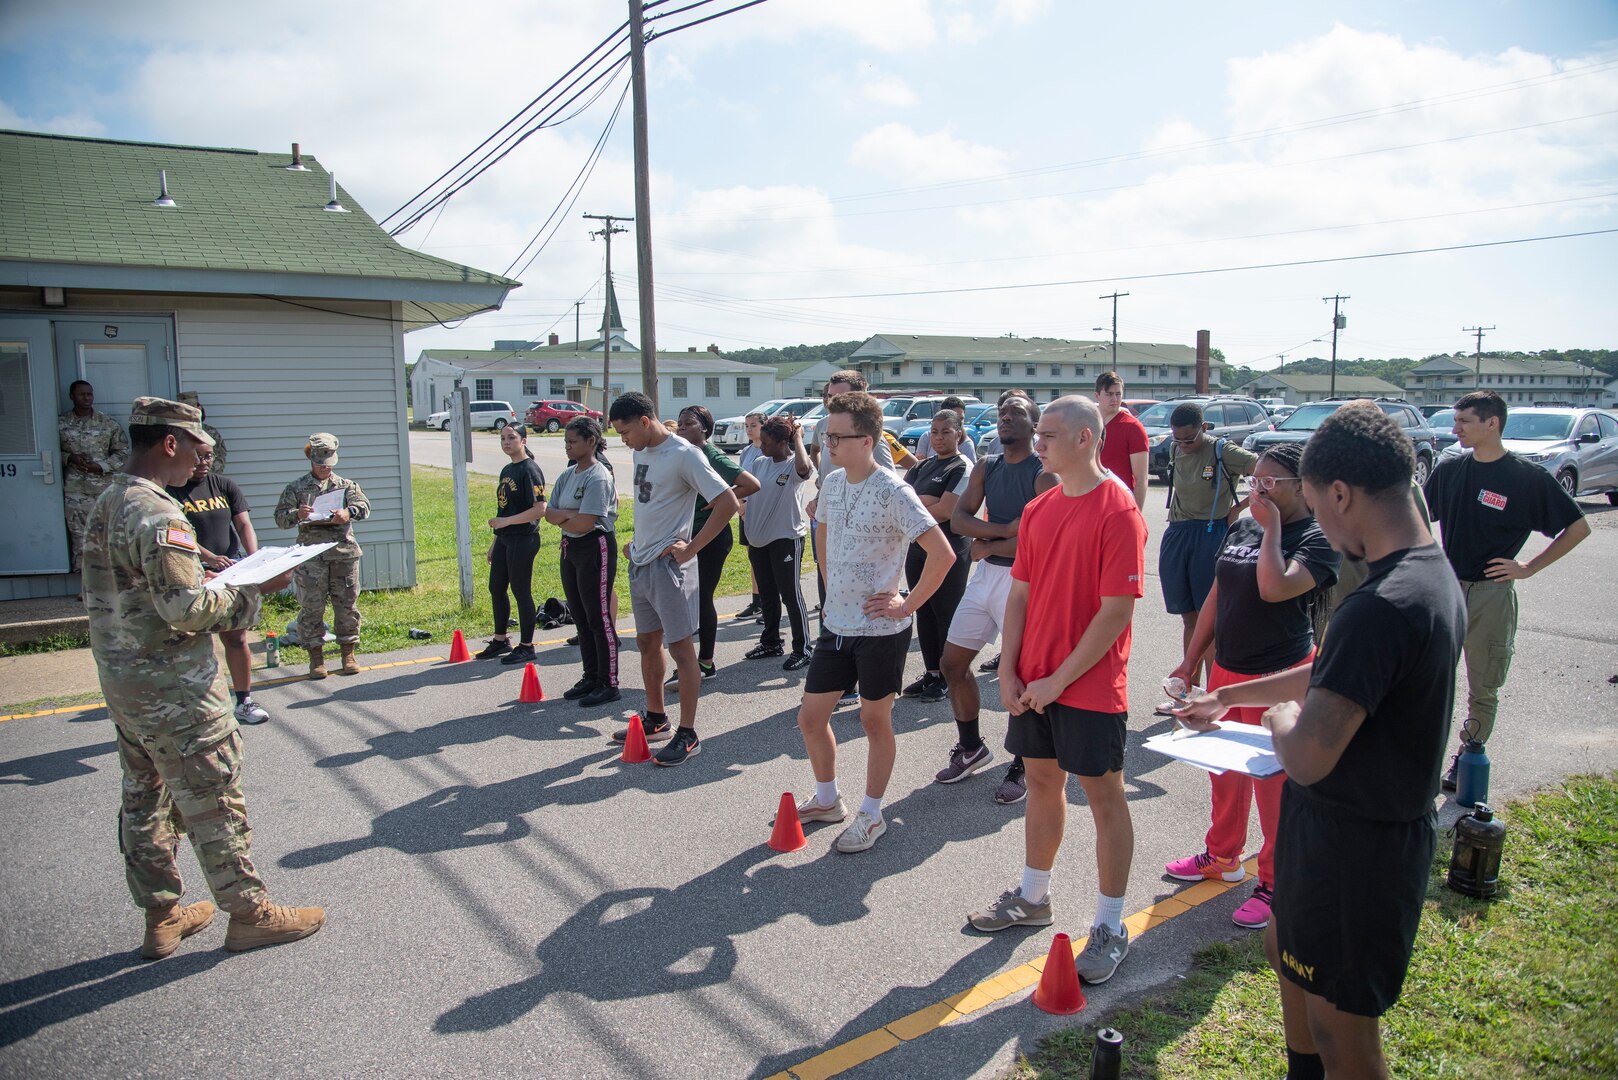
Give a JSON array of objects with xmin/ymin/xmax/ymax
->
[{"xmin": 1456, "ymin": 738, "xmax": 1490, "ymax": 808}]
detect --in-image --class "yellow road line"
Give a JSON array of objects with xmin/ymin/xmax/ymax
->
[{"xmin": 770, "ymin": 858, "xmax": 1261, "ymax": 1080}]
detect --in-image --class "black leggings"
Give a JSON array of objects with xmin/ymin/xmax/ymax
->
[
  {"xmin": 747, "ymin": 536, "xmax": 810, "ymax": 653},
  {"xmin": 905, "ymin": 536, "xmax": 969, "ymax": 673},
  {"xmin": 696, "ymin": 522, "xmax": 734, "ymax": 662},
  {"xmin": 489, "ymin": 532, "xmax": 541, "ymax": 643},
  {"xmin": 559, "ymin": 530, "xmax": 620, "ymax": 688}
]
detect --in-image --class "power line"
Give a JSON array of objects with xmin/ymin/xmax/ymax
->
[
  {"xmin": 733, "ymin": 228, "xmax": 1618, "ymax": 302},
  {"xmin": 645, "ymin": 0, "xmax": 774, "ymax": 39}
]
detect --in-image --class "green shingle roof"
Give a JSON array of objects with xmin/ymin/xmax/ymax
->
[
  {"xmin": 0, "ymin": 129, "xmax": 517, "ymax": 326},
  {"xmin": 851, "ymin": 333, "xmax": 1211, "ymax": 367}
]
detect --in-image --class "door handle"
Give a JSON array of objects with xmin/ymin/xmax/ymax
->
[{"xmin": 32, "ymin": 452, "xmax": 55, "ymax": 485}]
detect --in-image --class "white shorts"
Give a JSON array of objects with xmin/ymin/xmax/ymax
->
[{"xmin": 946, "ymin": 561, "xmax": 1014, "ymax": 652}]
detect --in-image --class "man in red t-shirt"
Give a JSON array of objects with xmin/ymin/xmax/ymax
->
[
  {"xmin": 966, "ymin": 394, "xmax": 1147, "ymax": 988},
  {"xmin": 1095, "ymin": 371, "xmax": 1149, "ymax": 507}
]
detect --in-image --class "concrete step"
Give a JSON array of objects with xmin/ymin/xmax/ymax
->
[{"xmin": 0, "ymin": 597, "xmax": 89, "ymax": 647}]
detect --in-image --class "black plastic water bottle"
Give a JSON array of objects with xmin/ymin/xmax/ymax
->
[
  {"xmin": 1455, "ymin": 738, "xmax": 1490, "ymax": 808},
  {"xmin": 1089, "ymin": 1027, "xmax": 1123, "ymax": 1080},
  {"xmin": 408, "ymin": 628, "xmax": 432, "ymax": 640},
  {"xmin": 1447, "ymin": 804, "xmax": 1506, "ymax": 899}
]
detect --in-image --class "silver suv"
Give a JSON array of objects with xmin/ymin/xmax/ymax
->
[{"xmin": 880, "ymin": 394, "xmax": 981, "ymax": 435}]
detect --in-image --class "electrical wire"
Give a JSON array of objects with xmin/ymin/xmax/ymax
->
[
  {"xmin": 645, "ymin": 0, "xmax": 773, "ymax": 40},
  {"xmin": 383, "ymin": 22, "xmax": 630, "ymax": 228}
]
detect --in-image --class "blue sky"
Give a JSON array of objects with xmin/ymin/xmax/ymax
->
[{"xmin": 4, "ymin": 1, "xmax": 1616, "ymax": 366}]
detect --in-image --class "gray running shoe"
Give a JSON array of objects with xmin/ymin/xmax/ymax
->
[
  {"xmin": 1075, "ymin": 922, "xmax": 1130, "ymax": 984},
  {"xmin": 935, "ymin": 742, "xmax": 993, "ymax": 784},
  {"xmin": 233, "ymin": 697, "xmax": 269, "ymax": 725},
  {"xmin": 968, "ymin": 887, "xmax": 1054, "ymax": 932},
  {"xmin": 795, "ymin": 794, "xmax": 848, "ymax": 824},
  {"xmin": 994, "ymin": 762, "xmax": 1028, "ymax": 805},
  {"xmin": 834, "ymin": 811, "xmax": 887, "ymax": 853}
]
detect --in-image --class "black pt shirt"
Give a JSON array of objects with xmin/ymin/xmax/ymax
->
[
  {"xmin": 1213, "ymin": 516, "xmax": 1339, "ymax": 675},
  {"xmin": 1301, "ymin": 544, "xmax": 1466, "ymax": 821},
  {"xmin": 1424, "ymin": 451, "xmax": 1583, "ymax": 582},
  {"xmin": 166, "ymin": 473, "xmax": 248, "ymax": 557},
  {"xmin": 496, "ymin": 458, "xmax": 547, "ymax": 537}
]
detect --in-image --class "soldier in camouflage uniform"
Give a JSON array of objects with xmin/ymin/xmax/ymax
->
[
  {"xmin": 177, "ymin": 391, "xmax": 227, "ymax": 473},
  {"xmin": 274, "ymin": 432, "xmax": 370, "ymax": 677},
  {"xmin": 59, "ymin": 380, "xmax": 130, "ymax": 571},
  {"xmin": 85, "ymin": 397, "xmax": 325, "ymax": 959}
]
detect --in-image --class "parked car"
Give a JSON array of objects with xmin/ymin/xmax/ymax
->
[
  {"xmin": 1255, "ymin": 397, "xmax": 1286, "ymax": 413},
  {"xmin": 1269, "ymin": 404, "xmax": 1297, "ymax": 423},
  {"xmin": 525, "ymin": 399, "xmax": 602, "ymax": 432},
  {"xmin": 1439, "ymin": 406, "xmax": 1618, "ymax": 502},
  {"xmin": 898, "ymin": 401, "xmax": 997, "ymax": 452},
  {"xmin": 712, "ymin": 398, "xmax": 819, "ymax": 451},
  {"xmin": 1244, "ymin": 398, "xmax": 1440, "ymax": 484},
  {"xmin": 1141, "ymin": 396, "xmax": 1275, "ymax": 481},
  {"xmin": 1425, "ymin": 407, "xmax": 1459, "ymax": 453},
  {"xmin": 1122, "ymin": 398, "xmax": 1159, "ymax": 416},
  {"xmin": 880, "ymin": 394, "xmax": 981, "ymax": 435},
  {"xmin": 1419, "ymin": 403, "xmax": 1453, "ymax": 418},
  {"xmin": 425, "ymin": 399, "xmax": 518, "ymax": 431}
]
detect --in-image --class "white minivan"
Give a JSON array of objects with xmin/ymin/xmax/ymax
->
[{"xmin": 426, "ymin": 400, "xmax": 519, "ymax": 431}]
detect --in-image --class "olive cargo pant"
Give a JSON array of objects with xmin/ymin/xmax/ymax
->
[
  {"xmin": 116, "ymin": 719, "xmax": 267, "ymax": 914},
  {"xmin": 1460, "ymin": 578, "xmax": 1518, "ymax": 746}
]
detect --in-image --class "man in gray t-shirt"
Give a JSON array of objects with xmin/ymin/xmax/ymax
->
[{"xmin": 608, "ymin": 393, "xmax": 737, "ymax": 767}]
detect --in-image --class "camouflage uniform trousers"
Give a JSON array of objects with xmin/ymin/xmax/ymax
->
[
  {"xmin": 296, "ymin": 557, "xmax": 361, "ymax": 646},
  {"xmin": 116, "ymin": 717, "xmax": 266, "ymax": 914},
  {"xmin": 64, "ymin": 485, "xmax": 105, "ymax": 572}
]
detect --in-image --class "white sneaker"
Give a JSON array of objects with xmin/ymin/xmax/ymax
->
[
  {"xmin": 796, "ymin": 794, "xmax": 848, "ymax": 823},
  {"xmin": 834, "ymin": 811, "xmax": 887, "ymax": 853},
  {"xmin": 234, "ymin": 697, "xmax": 269, "ymax": 725}
]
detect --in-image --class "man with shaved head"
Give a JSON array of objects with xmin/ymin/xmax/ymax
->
[{"xmin": 967, "ymin": 395, "xmax": 1146, "ymax": 990}]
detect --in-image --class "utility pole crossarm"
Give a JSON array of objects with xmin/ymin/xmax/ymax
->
[
  {"xmin": 1462, "ymin": 325, "xmax": 1496, "ymax": 391},
  {"xmin": 585, "ymin": 213, "xmax": 631, "ymax": 416}
]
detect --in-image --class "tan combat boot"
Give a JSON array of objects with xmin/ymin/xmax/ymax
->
[
  {"xmin": 224, "ymin": 899, "xmax": 326, "ymax": 953},
  {"xmin": 338, "ymin": 642, "xmax": 360, "ymax": 676},
  {"xmin": 141, "ymin": 900, "xmax": 216, "ymax": 960},
  {"xmin": 308, "ymin": 645, "xmax": 327, "ymax": 679}
]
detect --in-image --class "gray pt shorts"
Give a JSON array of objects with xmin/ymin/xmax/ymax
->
[{"xmin": 629, "ymin": 555, "xmax": 699, "ymax": 643}]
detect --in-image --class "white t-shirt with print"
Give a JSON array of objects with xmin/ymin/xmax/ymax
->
[{"xmin": 815, "ymin": 465, "xmax": 937, "ymax": 637}]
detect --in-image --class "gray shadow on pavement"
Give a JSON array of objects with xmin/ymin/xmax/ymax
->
[
  {"xmin": 0, "ymin": 947, "xmax": 228, "ymax": 1048},
  {"xmin": 430, "ymin": 782, "xmax": 1017, "ymax": 1035},
  {"xmin": 0, "ymin": 739, "xmax": 115, "ymax": 786}
]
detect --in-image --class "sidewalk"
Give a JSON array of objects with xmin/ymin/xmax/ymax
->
[{"xmin": 0, "ymin": 631, "xmax": 269, "ymax": 713}]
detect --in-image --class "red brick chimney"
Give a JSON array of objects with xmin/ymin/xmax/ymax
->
[
  {"xmin": 708, "ymin": 344, "xmax": 720, "ymax": 354},
  {"xmin": 548, "ymin": 333, "xmax": 559, "ymax": 346},
  {"xmin": 1195, "ymin": 330, "xmax": 1211, "ymax": 394}
]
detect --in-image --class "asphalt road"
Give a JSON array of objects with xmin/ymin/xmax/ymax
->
[
  {"xmin": 2, "ymin": 492, "xmax": 1614, "ymax": 1078},
  {"xmin": 410, "ymin": 427, "xmax": 625, "ymax": 484}
]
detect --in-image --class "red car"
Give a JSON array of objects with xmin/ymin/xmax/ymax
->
[{"xmin": 525, "ymin": 399, "xmax": 603, "ymax": 432}]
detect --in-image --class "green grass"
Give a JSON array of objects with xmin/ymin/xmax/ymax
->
[
  {"xmin": 0, "ymin": 631, "xmax": 91, "ymax": 658},
  {"xmin": 1013, "ymin": 774, "xmax": 1618, "ymax": 1079},
  {"xmin": 261, "ymin": 465, "xmax": 758, "ymax": 655}
]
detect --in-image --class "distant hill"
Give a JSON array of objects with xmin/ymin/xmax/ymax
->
[
  {"xmin": 726, "ymin": 341, "xmax": 864, "ymax": 368},
  {"xmin": 1228, "ymin": 349, "xmax": 1616, "ymax": 394}
]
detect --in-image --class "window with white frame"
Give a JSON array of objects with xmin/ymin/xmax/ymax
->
[
  {"xmin": 522, "ymin": 378, "xmax": 538, "ymax": 397},
  {"xmin": 1049, "ymin": 364, "xmax": 1061, "ymax": 377},
  {"xmin": 1025, "ymin": 364, "xmax": 1037, "ymax": 377},
  {"xmin": 672, "ymin": 377, "xmax": 688, "ymax": 398},
  {"xmin": 973, "ymin": 364, "xmax": 985, "ymax": 376},
  {"xmin": 737, "ymin": 376, "xmax": 751, "ymax": 397},
  {"xmin": 891, "ymin": 363, "xmax": 902, "ymax": 376},
  {"xmin": 550, "ymin": 378, "xmax": 565, "ymax": 396},
  {"xmin": 705, "ymin": 377, "xmax": 720, "ymax": 397},
  {"xmin": 922, "ymin": 362, "xmax": 934, "ymax": 375},
  {"xmin": 475, "ymin": 379, "xmax": 493, "ymax": 400},
  {"xmin": 945, "ymin": 362, "xmax": 957, "ymax": 375},
  {"xmin": 999, "ymin": 363, "xmax": 1011, "ymax": 375}
]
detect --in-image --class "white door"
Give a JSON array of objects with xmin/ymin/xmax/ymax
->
[
  {"xmin": 0, "ymin": 319, "xmax": 71, "ymax": 575},
  {"xmin": 53, "ymin": 318, "xmax": 174, "ymax": 423}
]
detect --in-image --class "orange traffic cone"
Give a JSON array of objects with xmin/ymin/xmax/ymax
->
[
  {"xmin": 620, "ymin": 714, "xmax": 652, "ymax": 764},
  {"xmin": 1032, "ymin": 932, "xmax": 1086, "ymax": 1014},
  {"xmin": 767, "ymin": 792, "xmax": 808, "ymax": 853},
  {"xmin": 448, "ymin": 629, "xmax": 471, "ymax": 664},
  {"xmin": 519, "ymin": 663, "xmax": 543, "ymax": 703}
]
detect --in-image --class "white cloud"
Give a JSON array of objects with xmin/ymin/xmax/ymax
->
[
  {"xmin": 0, "ymin": 100, "xmax": 105, "ymax": 137},
  {"xmin": 848, "ymin": 122, "xmax": 1009, "ymax": 184},
  {"xmin": 859, "ymin": 74, "xmax": 919, "ymax": 109}
]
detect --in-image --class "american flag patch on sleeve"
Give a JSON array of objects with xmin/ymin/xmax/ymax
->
[{"xmin": 157, "ymin": 526, "xmax": 198, "ymax": 551}]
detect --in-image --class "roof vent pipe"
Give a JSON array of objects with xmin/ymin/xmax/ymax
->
[
  {"xmin": 286, "ymin": 142, "xmax": 308, "ymax": 171},
  {"xmin": 153, "ymin": 169, "xmax": 177, "ymax": 208},
  {"xmin": 323, "ymin": 174, "xmax": 349, "ymax": 213}
]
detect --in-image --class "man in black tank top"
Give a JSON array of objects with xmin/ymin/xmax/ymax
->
[{"xmin": 934, "ymin": 396, "xmax": 1057, "ymax": 804}]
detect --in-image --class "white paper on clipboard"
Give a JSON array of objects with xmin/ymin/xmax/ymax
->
[
  {"xmin": 307, "ymin": 489, "xmax": 346, "ymax": 521},
  {"xmin": 205, "ymin": 543, "xmax": 336, "ymax": 590},
  {"xmin": 1142, "ymin": 720, "xmax": 1283, "ymax": 778}
]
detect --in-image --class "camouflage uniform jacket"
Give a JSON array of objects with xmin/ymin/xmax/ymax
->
[
  {"xmin": 83, "ymin": 475, "xmax": 262, "ymax": 739},
  {"xmin": 274, "ymin": 471, "xmax": 370, "ymax": 560},
  {"xmin": 59, "ymin": 410, "xmax": 130, "ymax": 497}
]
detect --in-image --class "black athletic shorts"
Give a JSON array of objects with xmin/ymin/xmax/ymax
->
[
  {"xmin": 804, "ymin": 627, "xmax": 911, "ymax": 700},
  {"xmin": 1006, "ymin": 703, "xmax": 1127, "ymax": 777},
  {"xmin": 1273, "ymin": 784, "xmax": 1435, "ymax": 1017}
]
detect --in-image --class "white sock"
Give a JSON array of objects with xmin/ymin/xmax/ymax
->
[
  {"xmin": 1020, "ymin": 866, "xmax": 1052, "ymax": 906},
  {"xmin": 815, "ymin": 779, "xmax": 840, "ymax": 807},
  {"xmin": 859, "ymin": 794, "xmax": 883, "ymax": 821},
  {"xmin": 1093, "ymin": 892, "xmax": 1126, "ymax": 934}
]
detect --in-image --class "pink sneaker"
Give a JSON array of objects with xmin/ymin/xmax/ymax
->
[
  {"xmin": 1232, "ymin": 884, "xmax": 1273, "ymax": 929},
  {"xmin": 1164, "ymin": 850, "xmax": 1247, "ymax": 883}
]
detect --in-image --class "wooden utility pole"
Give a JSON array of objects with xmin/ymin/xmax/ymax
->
[
  {"xmin": 1324, "ymin": 294, "xmax": 1349, "ymax": 397},
  {"xmin": 585, "ymin": 213, "xmax": 629, "ymax": 415},
  {"xmin": 1462, "ymin": 325, "xmax": 1495, "ymax": 391},
  {"xmin": 629, "ymin": 0, "xmax": 659, "ymax": 413},
  {"xmin": 449, "ymin": 385, "xmax": 474, "ymax": 606},
  {"xmin": 1099, "ymin": 291, "xmax": 1129, "ymax": 368}
]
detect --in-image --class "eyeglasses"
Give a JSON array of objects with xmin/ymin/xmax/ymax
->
[
  {"xmin": 1243, "ymin": 475, "xmax": 1302, "ymax": 491},
  {"xmin": 1171, "ymin": 433, "xmax": 1202, "ymax": 445},
  {"xmin": 823, "ymin": 431, "xmax": 871, "ymax": 448}
]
